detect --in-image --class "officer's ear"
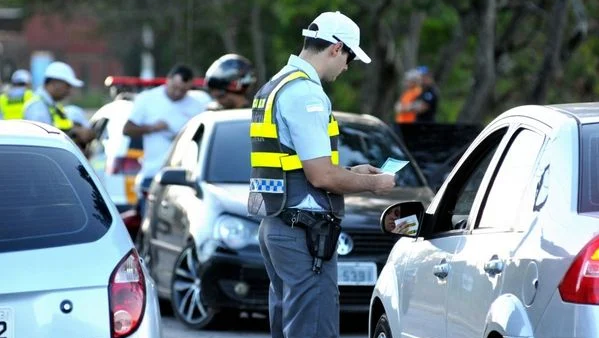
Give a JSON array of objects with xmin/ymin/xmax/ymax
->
[{"xmin": 330, "ymin": 42, "xmax": 344, "ymax": 58}]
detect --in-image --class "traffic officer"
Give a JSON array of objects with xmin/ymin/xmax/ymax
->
[
  {"xmin": 204, "ymin": 54, "xmax": 256, "ymax": 109},
  {"xmin": 0, "ymin": 69, "xmax": 34, "ymax": 120},
  {"xmin": 248, "ymin": 11, "xmax": 396, "ymax": 338},
  {"xmin": 23, "ymin": 61, "xmax": 95, "ymax": 148}
]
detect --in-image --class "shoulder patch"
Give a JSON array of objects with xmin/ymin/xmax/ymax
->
[{"xmin": 306, "ymin": 103, "xmax": 324, "ymax": 112}]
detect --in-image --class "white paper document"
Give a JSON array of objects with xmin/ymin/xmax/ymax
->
[{"xmin": 380, "ymin": 157, "xmax": 410, "ymax": 174}]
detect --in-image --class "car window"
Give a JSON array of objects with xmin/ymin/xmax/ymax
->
[
  {"xmin": 205, "ymin": 121, "xmax": 251, "ymax": 183},
  {"xmin": 477, "ymin": 129, "xmax": 545, "ymax": 230},
  {"xmin": 338, "ymin": 122, "xmax": 423, "ymax": 187},
  {"xmin": 434, "ymin": 128, "xmax": 508, "ymax": 233},
  {"xmin": 580, "ymin": 123, "xmax": 599, "ymax": 213},
  {"xmin": 0, "ymin": 146, "xmax": 112, "ymax": 253}
]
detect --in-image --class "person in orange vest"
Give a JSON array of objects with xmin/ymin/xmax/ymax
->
[{"xmin": 394, "ymin": 69, "xmax": 422, "ymax": 124}]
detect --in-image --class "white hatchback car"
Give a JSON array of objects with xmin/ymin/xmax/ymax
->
[
  {"xmin": 0, "ymin": 121, "xmax": 161, "ymax": 337},
  {"xmin": 370, "ymin": 103, "xmax": 599, "ymax": 338}
]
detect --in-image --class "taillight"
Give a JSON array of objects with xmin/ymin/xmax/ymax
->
[
  {"xmin": 109, "ymin": 250, "xmax": 146, "ymax": 337},
  {"xmin": 107, "ymin": 157, "xmax": 141, "ymax": 175},
  {"xmin": 559, "ymin": 236, "xmax": 599, "ymax": 304}
]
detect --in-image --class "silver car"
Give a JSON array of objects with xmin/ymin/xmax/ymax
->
[
  {"xmin": 0, "ymin": 121, "xmax": 161, "ymax": 338},
  {"xmin": 370, "ymin": 103, "xmax": 599, "ymax": 338}
]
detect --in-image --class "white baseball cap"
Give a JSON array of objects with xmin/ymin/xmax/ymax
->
[
  {"xmin": 302, "ymin": 11, "xmax": 371, "ymax": 64},
  {"xmin": 11, "ymin": 69, "xmax": 31, "ymax": 85},
  {"xmin": 44, "ymin": 61, "xmax": 84, "ymax": 87}
]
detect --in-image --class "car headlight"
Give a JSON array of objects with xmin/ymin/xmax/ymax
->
[{"xmin": 214, "ymin": 214, "xmax": 259, "ymax": 250}]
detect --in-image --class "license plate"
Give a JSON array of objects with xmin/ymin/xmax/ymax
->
[
  {"xmin": 338, "ymin": 262, "xmax": 377, "ymax": 286},
  {"xmin": 0, "ymin": 307, "xmax": 13, "ymax": 338}
]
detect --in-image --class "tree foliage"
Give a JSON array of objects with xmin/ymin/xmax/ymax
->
[{"xmin": 21, "ymin": 0, "xmax": 599, "ymax": 124}]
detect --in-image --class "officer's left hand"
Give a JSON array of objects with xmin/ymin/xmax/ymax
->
[{"xmin": 349, "ymin": 164, "xmax": 381, "ymax": 175}]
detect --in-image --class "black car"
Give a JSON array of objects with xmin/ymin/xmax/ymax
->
[{"xmin": 136, "ymin": 109, "xmax": 433, "ymax": 329}]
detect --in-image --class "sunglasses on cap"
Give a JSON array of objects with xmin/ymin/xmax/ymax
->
[{"xmin": 333, "ymin": 35, "xmax": 356, "ymax": 65}]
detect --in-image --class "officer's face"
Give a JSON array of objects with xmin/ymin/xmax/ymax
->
[
  {"xmin": 49, "ymin": 80, "xmax": 72, "ymax": 101},
  {"xmin": 324, "ymin": 43, "xmax": 349, "ymax": 82}
]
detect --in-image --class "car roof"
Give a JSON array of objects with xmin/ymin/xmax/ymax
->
[
  {"xmin": 0, "ymin": 120, "xmax": 76, "ymax": 149},
  {"xmin": 0, "ymin": 120, "xmax": 61, "ymax": 136},
  {"xmin": 547, "ymin": 102, "xmax": 599, "ymax": 124}
]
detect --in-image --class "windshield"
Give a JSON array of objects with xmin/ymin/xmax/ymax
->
[
  {"xmin": 580, "ymin": 123, "xmax": 599, "ymax": 212},
  {"xmin": 205, "ymin": 119, "xmax": 424, "ymax": 187},
  {"xmin": 338, "ymin": 122, "xmax": 423, "ymax": 187},
  {"xmin": 205, "ymin": 121, "xmax": 252, "ymax": 183}
]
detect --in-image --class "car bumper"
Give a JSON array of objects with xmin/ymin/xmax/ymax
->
[
  {"xmin": 197, "ymin": 246, "xmax": 388, "ymax": 313},
  {"xmin": 199, "ymin": 247, "xmax": 270, "ymax": 311}
]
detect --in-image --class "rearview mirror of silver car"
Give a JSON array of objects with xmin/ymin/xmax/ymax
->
[{"xmin": 379, "ymin": 201, "xmax": 424, "ymax": 237}]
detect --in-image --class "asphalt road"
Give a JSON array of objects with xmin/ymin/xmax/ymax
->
[{"xmin": 160, "ymin": 303, "xmax": 368, "ymax": 338}]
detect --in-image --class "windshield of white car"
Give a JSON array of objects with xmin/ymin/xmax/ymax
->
[{"xmin": 205, "ymin": 119, "xmax": 424, "ymax": 187}]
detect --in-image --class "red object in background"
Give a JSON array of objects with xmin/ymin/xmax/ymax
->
[{"xmin": 105, "ymin": 76, "xmax": 205, "ymax": 89}]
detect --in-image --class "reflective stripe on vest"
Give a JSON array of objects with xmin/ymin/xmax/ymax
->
[
  {"xmin": 0, "ymin": 89, "xmax": 33, "ymax": 120},
  {"xmin": 248, "ymin": 70, "xmax": 344, "ymax": 217},
  {"xmin": 25, "ymin": 95, "xmax": 74, "ymax": 132},
  {"xmin": 250, "ymin": 71, "xmax": 340, "ymax": 171}
]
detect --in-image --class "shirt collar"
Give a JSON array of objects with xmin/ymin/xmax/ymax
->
[
  {"xmin": 36, "ymin": 88, "xmax": 55, "ymax": 106},
  {"xmin": 286, "ymin": 55, "xmax": 321, "ymax": 86}
]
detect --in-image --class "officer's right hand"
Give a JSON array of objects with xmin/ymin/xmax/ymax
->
[{"xmin": 372, "ymin": 174, "xmax": 396, "ymax": 195}]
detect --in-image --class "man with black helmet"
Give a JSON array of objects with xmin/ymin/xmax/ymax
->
[
  {"xmin": 204, "ymin": 54, "xmax": 256, "ymax": 110},
  {"xmin": 248, "ymin": 11, "xmax": 395, "ymax": 338}
]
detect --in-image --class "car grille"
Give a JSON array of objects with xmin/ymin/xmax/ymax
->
[{"xmin": 343, "ymin": 229, "xmax": 398, "ymax": 257}]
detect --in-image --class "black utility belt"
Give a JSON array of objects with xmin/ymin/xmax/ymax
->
[
  {"xmin": 278, "ymin": 209, "xmax": 340, "ymax": 228},
  {"xmin": 277, "ymin": 209, "xmax": 342, "ymax": 274}
]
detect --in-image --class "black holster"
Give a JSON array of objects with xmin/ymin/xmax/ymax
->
[{"xmin": 279, "ymin": 209, "xmax": 342, "ymax": 273}]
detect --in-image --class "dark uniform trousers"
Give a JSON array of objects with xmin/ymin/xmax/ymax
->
[{"xmin": 259, "ymin": 215, "xmax": 340, "ymax": 338}]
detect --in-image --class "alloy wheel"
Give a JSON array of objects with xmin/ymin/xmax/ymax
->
[{"xmin": 171, "ymin": 245, "xmax": 215, "ymax": 328}]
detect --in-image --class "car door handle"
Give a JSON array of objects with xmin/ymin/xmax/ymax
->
[
  {"xmin": 433, "ymin": 260, "xmax": 450, "ymax": 279},
  {"xmin": 484, "ymin": 256, "xmax": 504, "ymax": 276}
]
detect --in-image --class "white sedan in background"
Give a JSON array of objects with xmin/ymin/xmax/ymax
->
[
  {"xmin": 370, "ymin": 103, "xmax": 599, "ymax": 338},
  {"xmin": 0, "ymin": 120, "xmax": 162, "ymax": 337}
]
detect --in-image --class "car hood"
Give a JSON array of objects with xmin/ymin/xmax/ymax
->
[
  {"xmin": 203, "ymin": 183, "xmax": 433, "ymax": 227},
  {"xmin": 202, "ymin": 182, "xmax": 252, "ymax": 219}
]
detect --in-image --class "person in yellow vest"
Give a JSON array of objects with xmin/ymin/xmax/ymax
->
[
  {"xmin": 248, "ymin": 11, "xmax": 396, "ymax": 338},
  {"xmin": 0, "ymin": 69, "xmax": 34, "ymax": 120},
  {"xmin": 23, "ymin": 61, "xmax": 94, "ymax": 148}
]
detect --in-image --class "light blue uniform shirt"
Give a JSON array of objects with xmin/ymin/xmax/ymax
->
[
  {"xmin": 272, "ymin": 55, "xmax": 333, "ymax": 211},
  {"xmin": 24, "ymin": 88, "xmax": 56, "ymax": 125}
]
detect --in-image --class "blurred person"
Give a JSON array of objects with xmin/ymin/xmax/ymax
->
[
  {"xmin": 0, "ymin": 69, "xmax": 34, "ymax": 120},
  {"xmin": 413, "ymin": 65, "xmax": 439, "ymax": 123},
  {"xmin": 249, "ymin": 11, "xmax": 396, "ymax": 338},
  {"xmin": 204, "ymin": 54, "xmax": 256, "ymax": 109},
  {"xmin": 123, "ymin": 64, "xmax": 210, "ymax": 216},
  {"xmin": 23, "ymin": 62, "xmax": 95, "ymax": 147},
  {"xmin": 394, "ymin": 69, "xmax": 422, "ymax": 124}
]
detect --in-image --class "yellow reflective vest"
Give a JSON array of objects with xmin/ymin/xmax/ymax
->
[
  {"xmin": 23, "ymin": 95, "xmax": 74, "ymax": 132},
  {"xmin": 248, "ymin": 70, "xmax": 344, "ymax": 217},
  {"xmin": 0, "ymin": 89, "xmax": 34, "ymax": 120}
]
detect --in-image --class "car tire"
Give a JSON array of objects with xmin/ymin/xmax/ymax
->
[
  {"xmin": 373, "ymin": 313, "xmax": 393, "ymax": 338},
  {"xmin": 171, "ymin": 244, "xmax": 218, "ymax": 329}
]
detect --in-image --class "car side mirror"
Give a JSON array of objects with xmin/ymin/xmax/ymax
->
[
  {"xmin": 379, "ymin": 201, "xmax": 425, "ymax": 237},
  {"xmin": 157, "ymin": 167, "xmax": 196, "ymax": 188}
]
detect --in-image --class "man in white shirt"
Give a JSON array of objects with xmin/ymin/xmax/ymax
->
[{"xmin": 123, "ymin": 64, "xmax": 210, "ymax": 215}]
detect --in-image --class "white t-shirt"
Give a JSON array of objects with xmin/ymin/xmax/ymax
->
[{"xmin": 128, "ymin": 85, "xmax": 210, "ymax": 179}]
